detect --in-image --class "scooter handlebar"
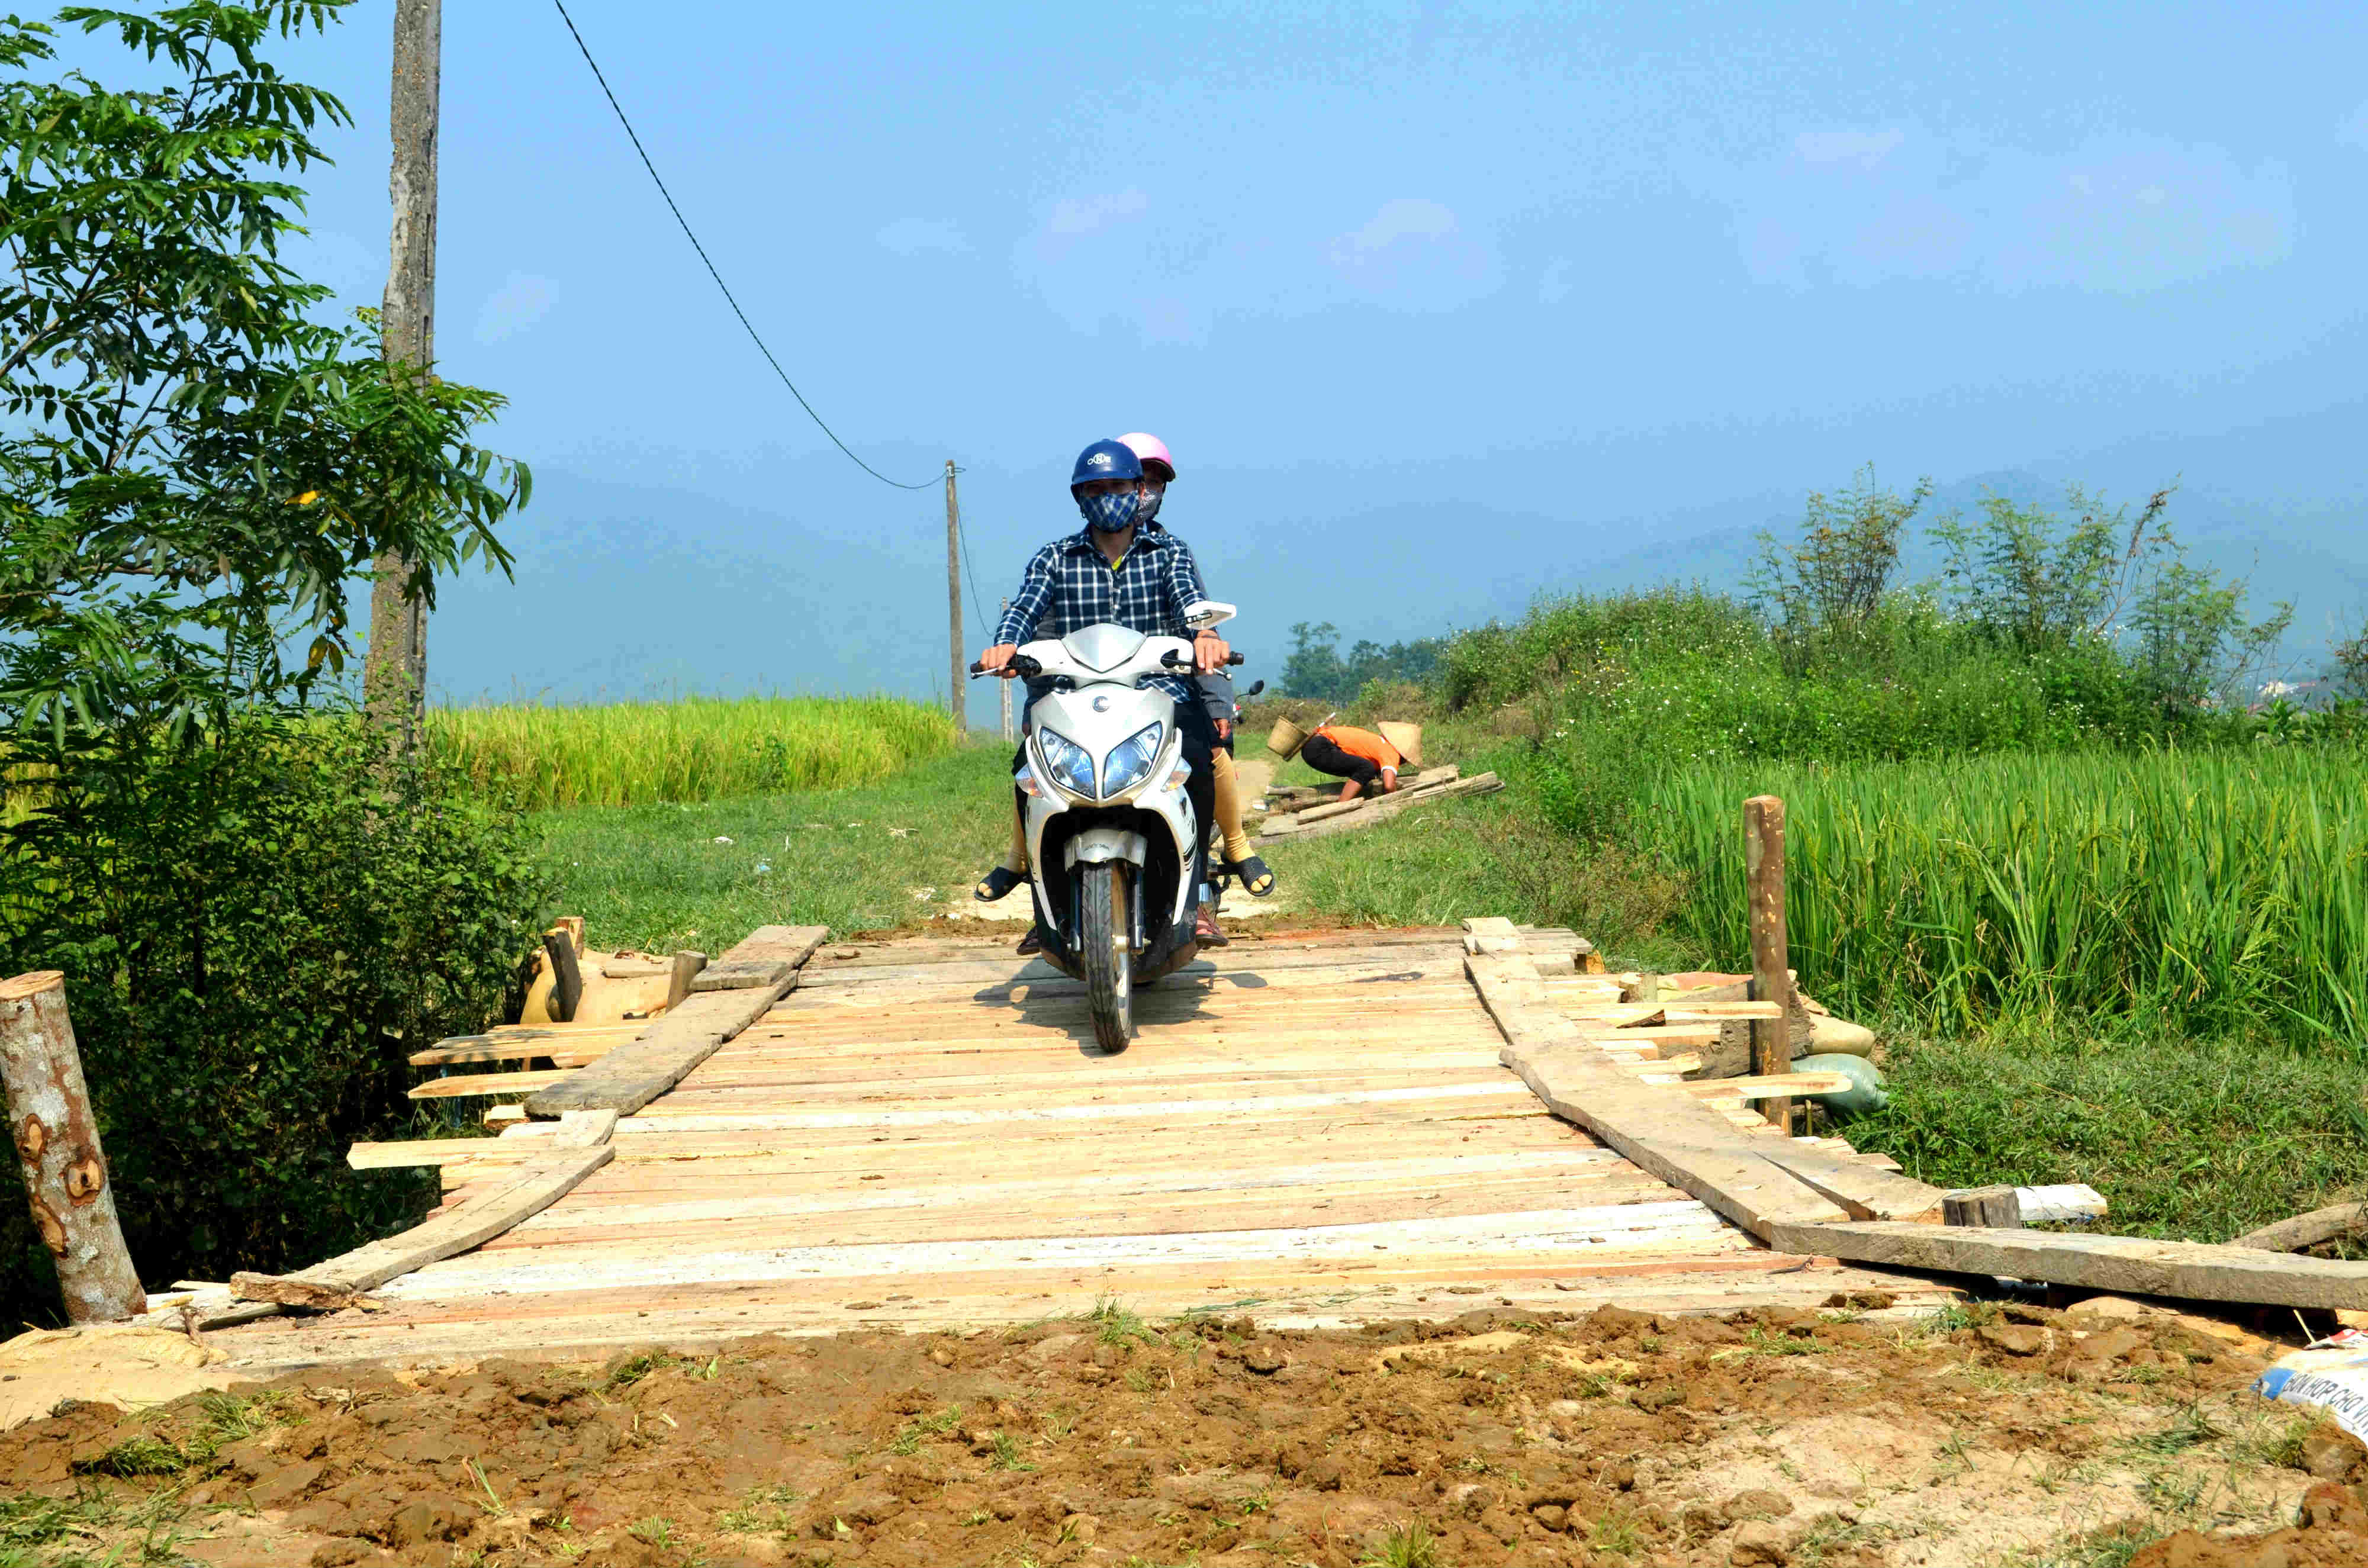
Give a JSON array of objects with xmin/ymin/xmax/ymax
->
[
  {"xmin": 969, "ymin": 654, "xmax": 1043, "ymax": 680},
  {"xmin": 1161, "ymin": 650, "xmax": 1248, "ymax": 670}
]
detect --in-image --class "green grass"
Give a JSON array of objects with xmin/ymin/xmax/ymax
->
[
  {"xmin": 1843, "ymin": 1019, "xmax": 2368, "ymax": 1242},
  {"xmin": 536, "ymin": 743, "xmax": 1014, "ymax": 949},
  {"xmin": 432, "ymin": 694, "xmax": 960, "ymax": 809},
  {"xmin": 1642, "ymin": 747, "xmax": 2368, "ymax": 1045}
]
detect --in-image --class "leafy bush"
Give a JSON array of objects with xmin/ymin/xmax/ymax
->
[{"xmin": 0, "ymin": 717, "xmax": 545, "ymax": 1323}]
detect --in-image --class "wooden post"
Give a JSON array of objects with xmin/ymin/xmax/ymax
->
[
  {"xmin": 1743, "ymin": 795, "xmax": 1793, "ymax": 1133},
  {"xmin": 1943, "ymin": 1186, "xmax": 2023, "ymax": 1228},
  {"xmin": 945, "ymin": 459, "xmax": 965, "ymax": 733},
  {"xmin": 665, "ymin": 950, "xmax": 707, "ymax": 1012},
  {"xmin": 0, "ymin": 973, "xmax": 145, "ymax": 1322},
  {"xmin": 541, "ymin": 931, "xmax": 584, "ymax": 1024},
  {"xmin": 363, "ymin": 0, "xmax": 442, "ymax": 747}
]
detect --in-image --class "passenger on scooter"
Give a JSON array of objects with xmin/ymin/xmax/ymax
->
[
  {"xmin": 1115, "ymin": 433, "xmax": 1273, "ymax": 909},
  {"xmin": 973, "ymin": 439, "xmax": 1233, "ymax": 952}
]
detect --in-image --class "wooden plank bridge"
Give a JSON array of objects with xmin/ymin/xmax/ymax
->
[{"xmin": 202, "ymin": 923, "xmax": 1967, "ymax": 1373}]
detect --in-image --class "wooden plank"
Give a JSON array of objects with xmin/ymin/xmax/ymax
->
[
  {"xmin": 1755, "ymin": 1144, "xmax": 1949, "ymax": 1224},
  {"xmin": 1678, "ymin": 1073, "xmax": 1852, "ymax": 1102},
  {"xmin": 2019, "ymin": 1184, "xmax": 2109, "ymax": 1225},
  {"xmin": 407, "ymin": 1068, "xmax": 572, "ymax": 1100},
  {"xmin": 526, "ymin": 977, "xmax": 796, "ymax": 1116},
  {"xmin": 691, "ymin": 958, "xmax": 796, "ymax": 993},
  {"xmin": 1259, "ymin": 772, "xmax": 1503, "ymax": 842},
  {"xmin": 716, "ymin": 924, "xmax": 830, "ymax": 967},
  {"xmin": 1467, "ymin": 951, "xmax": 1847, "ymax": 1239},
  {"xmin": 1768, "ymin": 1221, "xmax": 2368, "ymax": 1309},
  {"xmin": 231, "ymin": 1144, "xmax": 613, "ymax": 1309},
  {"xmin": 408, "ymin": 1041, "xmax": 614, "ymax": 1068}
]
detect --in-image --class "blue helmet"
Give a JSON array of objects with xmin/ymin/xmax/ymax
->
[{"xmin": 1070, "ymin": 439, "xmax": 1143, "ymax": 490}]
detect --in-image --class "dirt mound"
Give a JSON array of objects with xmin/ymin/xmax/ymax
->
[{"xmin": 0, "ymin": 1300, "xmax": 2324, "ymax": 1567}]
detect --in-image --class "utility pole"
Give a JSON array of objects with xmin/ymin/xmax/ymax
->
[
  {"xmin": 945, "ymin": 459, "xmax": 965, "ymax": 732},
  {"xmin": 363, "ymin": 0, "xmax": 441, "ymax": 746}
]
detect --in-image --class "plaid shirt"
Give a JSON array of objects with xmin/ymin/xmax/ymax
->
[{"xmin": 994, "ymin": 527, "xmax": 1211, "ymax": 704}]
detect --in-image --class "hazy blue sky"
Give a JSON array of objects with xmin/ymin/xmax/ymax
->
[{"xmin": 112, "ymin": 1, "xmax": 2368, "ymax": 697}]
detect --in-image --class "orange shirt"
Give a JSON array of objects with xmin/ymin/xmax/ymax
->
[{"xmin": 1312, "ymin": 726, "xmax": 1402, "ymax": 769}]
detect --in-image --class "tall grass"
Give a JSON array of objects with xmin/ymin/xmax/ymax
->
[
  {"xmin": 430, "ymin": 696, "xmax": 960, "ymax": 809},
  {"xmin": 1641, "ymin": 748, "xmax": 2368, "ymax": 1047}
]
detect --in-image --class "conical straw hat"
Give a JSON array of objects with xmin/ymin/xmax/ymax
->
[{"xmin": 1377, "ymin": 722, "xmax": 1424, "ymax": 767}]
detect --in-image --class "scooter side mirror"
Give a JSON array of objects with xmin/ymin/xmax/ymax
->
[{"xmin": 1182, "ymin": 601, "xmax": 1237, "ymax": 631}]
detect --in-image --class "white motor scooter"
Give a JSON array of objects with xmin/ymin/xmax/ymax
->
[{"xmin": 971, "ymin": 604, "xmax": 1241, "ymax": 1051}]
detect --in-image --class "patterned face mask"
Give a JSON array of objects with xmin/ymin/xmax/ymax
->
[
  {"xmin": 1136, "ymin": 482, "xmax": 1166, "ymax": 526},
  {"xmin": 1077, "ymin": 487, "xmax": 1141, "ymax": 534}
]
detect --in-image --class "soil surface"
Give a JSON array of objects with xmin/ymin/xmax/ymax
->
[{"xmin": 1, "ymin": 1296, "xmax": 2345, "ymax": 1567}]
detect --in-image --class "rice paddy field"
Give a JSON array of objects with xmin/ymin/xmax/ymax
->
[
  {"xmin": 427, "ymin": 694, "xmax": 960, "ymax": 809},
  {"xmin": 1639, "ymin": 748, "xmax": 2368, "ymax": 1048}
]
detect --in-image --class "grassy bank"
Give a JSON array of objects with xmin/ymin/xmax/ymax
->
[{"xmin": 431, "ymin": 695, "xmax": 960, "ymax": 809}]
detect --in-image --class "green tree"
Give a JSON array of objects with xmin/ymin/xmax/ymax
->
[
  {"xmin": 0, "ymin": 1, "xmax": 543, "ymax": 1320},
  {"xmin": 1749, "ymin": 463, "xmax": 1932, "ymax": 638},
  {"xmin": 0, "ymin": 0, "xmax": 527, "ymax": 768}
]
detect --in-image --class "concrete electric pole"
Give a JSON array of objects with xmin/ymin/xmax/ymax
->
[
  {"xmin": 363, "ymin": 0, "xmax": 441, "ymax": 745},
  {"xmin": 945, "ymin": 460, "xmax": 965, "ymax": 732}
]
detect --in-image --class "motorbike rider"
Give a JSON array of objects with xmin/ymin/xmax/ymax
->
[
  {"xmin": 1115, "ymin": 432, "xmax": 1274, "ymax": 907},
  {"xmin": 973, "ymin": 439, "xmax": 1234, "ymax": 952}
]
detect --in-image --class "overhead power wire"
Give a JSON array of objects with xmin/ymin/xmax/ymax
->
[{"xmin": 551, "ymin": 0, "xmax": 936, "ymax": 491}]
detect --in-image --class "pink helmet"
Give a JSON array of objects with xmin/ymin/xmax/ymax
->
[{"xmin": 1118, "ymin": 432, "xmax": 1175, "ymax": 482}]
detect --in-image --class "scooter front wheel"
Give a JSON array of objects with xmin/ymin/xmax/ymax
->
[{"xmin": 1078, "ymin": 861, "xmax": 1134, "ymax": 1052}]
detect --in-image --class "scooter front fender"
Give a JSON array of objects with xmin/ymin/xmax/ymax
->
[{"xmin": 1065, "ymin": 828, "xmax": 1150, "ymax": 869}]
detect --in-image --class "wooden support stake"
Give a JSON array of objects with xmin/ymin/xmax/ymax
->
[
  {"xmin": 0, "ymin": 973, "xmax": 145, "ymax": 1322},
  {"xmin": 1743, "ymin": 795, "xmax": 1793, "ymax": 1132},
  {"xmin": 541, "ymin": 929, "xmax": 584, "ymax": 1023},
  {"xmin": 667, "ymin": 950, "xmax": 707, "ymax": 1012},
  {"xmin": 1944, "ymin": 1184, "xmax": 2025, "ymax": 1228}
]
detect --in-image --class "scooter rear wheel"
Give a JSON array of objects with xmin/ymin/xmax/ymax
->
[{"xmin": 1078, "ymin": 861, "xmax": 1134, "ymax": 1052}]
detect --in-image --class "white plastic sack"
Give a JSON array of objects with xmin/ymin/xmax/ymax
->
[{"xmin": 2254, "ymin": 1328, "xmax": 2368, "ymax": 1442}]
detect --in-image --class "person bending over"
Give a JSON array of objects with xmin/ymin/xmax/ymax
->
[
  {"xmin": 1298, "ymin": 723, "xmax": 1404, "ymax": 801},
  {"xmin": 972, "ymin": 437, "xmax": 1233, "ymax": 952}
]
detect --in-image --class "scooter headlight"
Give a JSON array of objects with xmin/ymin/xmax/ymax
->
[
  {"xmin": 1100, "ymin": 723, "xmax": 1164, "ymax": 797},
  {"xmin": 1035, "ymin": 728, "xmax": 1098, "ymax": 799}
]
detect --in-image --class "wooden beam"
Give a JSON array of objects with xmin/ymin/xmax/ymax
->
[
  {"xmin": 233, "ymin": 1142, "xmax": 612, "ymax": 1309},
  {"xmin": 1768, "ymin": 1220, "xmax": 2368, "ymax": 1309},
  {"xmin": 1259, "ymin": 772, "xmax": 1502, "ymax": 842},
  {"xmin": 1944, "ymin": 1185, "xmax": 2023, "ymax": 1228},
  {"xmin": 1468, "ymin": 951, "xmax": 1848, "ymax": 1239},
  {"xmin": 525, "ymin": 978, "xmax": 794, "ymax": 1116},
  {"xmin": 1678, "ymin": 1072, "xmax": 1853, "ymax": 1102},
  {"xmin": 667, "ymin": 949, "xmax": 706, "ymax": 1010}
]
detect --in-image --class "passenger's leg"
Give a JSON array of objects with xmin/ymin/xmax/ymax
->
[{"xmin": 1208, "ymin": 748, "xmax": 1274, "ymax": 896}]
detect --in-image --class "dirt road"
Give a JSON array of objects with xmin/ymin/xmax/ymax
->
[{"xmin": 3, "ymin": 1295, "xmax": 2349, "ymax": 1567}]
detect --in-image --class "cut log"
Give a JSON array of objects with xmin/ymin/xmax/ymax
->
[
  {"xmin": 2232, "ymin": 1201, "xmax": 2368, "ymax": 1254},
  {"xmin": 231, "ymin": 1144, "xmax": 613, "ymax": 1310},
  {"xmin": 0, "ymin": 972, "xmax": 145, "ymax": 1322},
  {"xmin": 1768, "ymin": 1221, "xmax": 2368, "ymax": 1309},
  {"xmin": 1295, "ymin": 798, "xmax": 1365, "ymax": 825},
  {"xmin": 1258, "ymin": 772, "xmax": 1503, "ymax": 842},
  {"xmin": 525, "ymin": 979, "xmax": 794, "ymax": 1116}
]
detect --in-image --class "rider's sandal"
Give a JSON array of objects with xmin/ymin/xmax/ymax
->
[
  {"xmin": 1221, "ymin": 854, "xmax": 1276, "ymax": 898},
  {"xmin": 1195, "ymin": 906, "xmax": 1231, "ymax": 947},
  {"xmin": 1015, "ymin": 926, "xmax": 1045, "ymax": 956},
  {"xmin": 974, "ymin": 865, "xmax": 1026, "ymax": 903}
]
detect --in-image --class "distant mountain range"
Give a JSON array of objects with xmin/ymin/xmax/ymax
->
[{"xmin": 426, "ymin": 397, "xmax": 2368, "ymax": 706}]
